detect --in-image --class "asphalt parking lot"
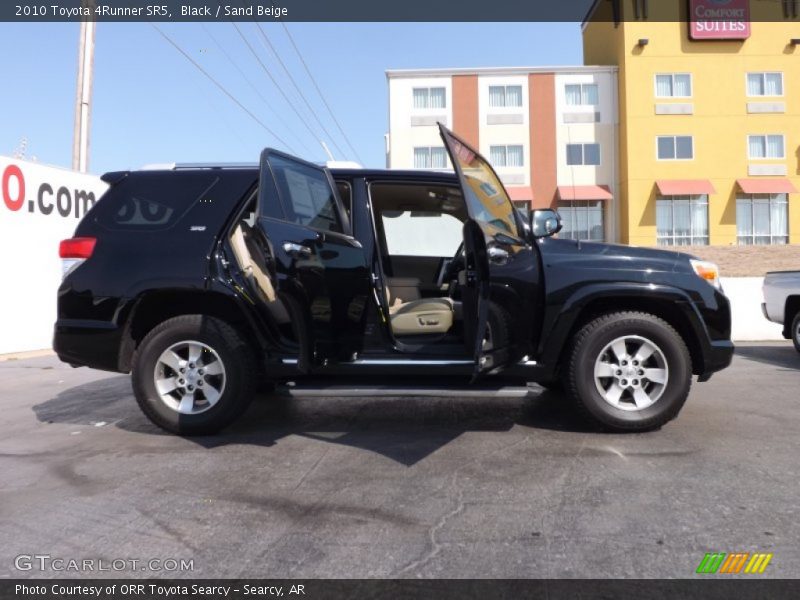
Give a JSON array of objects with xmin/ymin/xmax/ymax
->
[{"xmin": 1, "ymin": 343, "xmax": 798, "ymax": 579}]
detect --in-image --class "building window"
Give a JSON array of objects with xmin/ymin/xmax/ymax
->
[
  {"xmin": 512, "ymin": 200, "xmax": 531, "ymax": 218},
  {"xmin": 657, "ymin": 136, "xmax": 693, "ymax": 160},
  {"xmin": 413, "ymin": 147, "xmax": 447, "ymax": 169},
  {"xmin": 565, "ymin": 83, "xmax": 599, "ymax": 106},
  {"xmin": 566, "ymin": 143, "xmax": 601, "ymax": 166},
  {"xmin": 748, "ymin": 135, "xmax": 785, "ymax": 159},
  {"xmin": 736, "ymin": 194, "xmax": 788, "ymax": 245},
  {"xmin": 656, "ymin": 195, "xmax": 709, "ymax": 246},
  {"xmin": 488, "ymin": 85, "xmax": 523, "ymax": 108},
  {"xmin": 412, "ymin": 87, "xmax": 446, "ymax": 109},
  {"xmin": 747, "ymin": 72, "xmax": 783, "ymax": 97},
  {"xmin": 489, "ymin": 145, "xmax": 524, "ymax": 167},
  {"xmin": 558, "ymin": 200, "xmax": 604, "ymax": 241},
  {"xmin": 655, "ymin": 73, "xmax": 692, "ymax": 98}
]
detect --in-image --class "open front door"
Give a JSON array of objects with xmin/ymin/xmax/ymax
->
[
  {"xmin": 438, "ymin": 124, "xmax": 532, "ymax": 378},
  {"xmin": 250, "ymin": 149, "xmax": 371, "ymax": 369}
]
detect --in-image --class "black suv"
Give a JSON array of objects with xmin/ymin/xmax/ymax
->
[{"xmin": 54, "ymin": 126, "xmax": 733, "ymax": 435}]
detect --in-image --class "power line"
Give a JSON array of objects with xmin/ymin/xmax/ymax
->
[
  {"xmin": 231, "ymin": 21, "xmax": 329, "ymax": 160},
  {"xmin": 151, "ymin": 24, "xmax": 298, "ymax": 154},
  {"xmin": 201, "ymin": 23, "xmax": 315, "ymax": 157},
  {"xmin": 280, "ymin": 22, "xmax": 364, "ymax": 164},
  {"xmin": 250, "ymin": 20, "xmax": 347, "ymax": 160}
]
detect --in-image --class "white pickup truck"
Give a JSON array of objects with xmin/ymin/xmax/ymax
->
[{"xmin": 763, "ymin": 270, "xmax": 800, "ymax": 353}]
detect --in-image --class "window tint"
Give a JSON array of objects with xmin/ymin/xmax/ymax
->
[
  {"xmin": 443, "ymin": 131, "xmax": 519, "ymax": 237},
  {"xmin": 269, "ymin": 155, "xmax": 342, "ymax": 233},
  {"xmin": 381, "ymin": 211, "xmax": 464, "ymax": 257},
  {"xmin": 92, "ymin": 173, "xmax": 215, "ymax": 231}
]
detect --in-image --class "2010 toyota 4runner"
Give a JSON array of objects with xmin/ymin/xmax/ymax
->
[{"xmin": 54, "ymin": 125, "xmax": 734, "ymax": 435}]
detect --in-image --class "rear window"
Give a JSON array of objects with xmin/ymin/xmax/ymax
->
[{"xmin": 91, "ymin": 173, "xmax": 217, "ymax": 231}]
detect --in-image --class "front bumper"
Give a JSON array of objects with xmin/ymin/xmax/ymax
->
[{"xmin": 697, "ymin": 339, "xmax": 735, "ymax": 381}]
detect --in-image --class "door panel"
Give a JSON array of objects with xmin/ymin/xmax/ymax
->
[
  {"xmin": 438, "ymin": 124, "xmax": 538, "ymax": 377},
  {"xmin": 254, "ymin": 149, "xmax": 371, "ymax": 367}
]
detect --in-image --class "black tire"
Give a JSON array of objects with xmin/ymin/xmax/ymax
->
[
  {"xmin": 564, "ymin": 311, "xmax": 692, "ymax": 432},
  {"xmin": 131, "ymin": 315, "xmax": 256, "ymax": 435},
  {"xmin": 791, "ymin": 311, "xmax": 800, "ymax": 354},
  {"xmin": 537, "ymin": 379, "xmax": 563, "ymax": 392},
  {"xmin": 485, "ymin": 302, "xmax": 511, "ymax": 351}
]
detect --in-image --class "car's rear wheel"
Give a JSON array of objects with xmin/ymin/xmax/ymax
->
[
  {"xmin": 791, "ymin": 311, "xmax": 800, "ymax": 354},
  {"xmin": 132, "ymin": 315, "xmax": 256, "ymax": 435},
  {"xmin": 565, "ymin": 311, "xmax": 692, "ymax": 432}
]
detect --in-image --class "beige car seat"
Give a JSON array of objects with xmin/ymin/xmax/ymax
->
[
  {"xmin": 229, "ymin": 224, "xmax": 290, "ymax": 323},
  {"xmin": 384, "ymin": 277, "xmax": 454, "ymax": 335}
]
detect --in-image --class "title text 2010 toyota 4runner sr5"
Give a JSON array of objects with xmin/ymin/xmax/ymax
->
[{"xmin": 54, "ymin": 125, "xmax": 734, "ymax": 435}]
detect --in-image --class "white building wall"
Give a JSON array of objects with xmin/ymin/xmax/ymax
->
[
  {"xmin": 554, "ymin": 70, "xmax": 620, "ymax": 241},
  {"xmin": 477, "ymin": 74, "xmax": 530, "ymax": 187},
  {"xmin": 387, "ymin": 76, "xmax": 453, "ymax": 169}
]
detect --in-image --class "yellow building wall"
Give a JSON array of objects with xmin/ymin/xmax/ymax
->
[{"xmin": 584, "ymin": 6, "xmax": 800, "ymax": 246}]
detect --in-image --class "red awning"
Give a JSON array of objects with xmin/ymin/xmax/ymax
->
[
  {"xmin": 656, "ymin": 180, "xmax": 716, "ymax": 195},
  {"xmin": 506, "ymin": 186, "xmax": 533, "ymax": 201},
  {"xmin": 556, "ymin": 185, "xmax": 613, "ymax": 201},
  {"xmin": 736, "ymin": 179, "xmax": 798, "ymax": 194}
]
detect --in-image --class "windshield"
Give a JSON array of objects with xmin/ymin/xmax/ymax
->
[{"xmin": 439, "ymin": 127, "xmax": 520, "ymax": 238}]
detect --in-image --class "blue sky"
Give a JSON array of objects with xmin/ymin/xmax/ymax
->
[{"xmin": 0, "ymin": 22, "xmax": 582, "ymax": 173}]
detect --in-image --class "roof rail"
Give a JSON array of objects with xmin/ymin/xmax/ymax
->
[
  {"xmin": 138, "ymin": 162, "xmax": 258, "ymax": 171},
  {"xmin": 173, "ymin": 162, "xmax": 258, "ymax": 170}
]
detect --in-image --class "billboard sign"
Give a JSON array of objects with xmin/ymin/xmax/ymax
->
[
  {"xmin": 0, "ymin": 157, "xmax": 108, "ymax": 354},
  {"xmin": 689, "ymin": 0, "xmax": 751, "ymax": 40}
]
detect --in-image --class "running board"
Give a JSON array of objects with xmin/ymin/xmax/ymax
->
[{"xmin": 278, "ymin": 381, "xmax": 538, "ymax": 398}]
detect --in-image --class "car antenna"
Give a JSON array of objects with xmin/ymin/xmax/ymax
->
[{"xmin": 320, "ymin": 140, "xmax": 336, "ymax": 162}]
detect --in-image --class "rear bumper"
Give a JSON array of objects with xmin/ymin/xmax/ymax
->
[{"xmin": 53, "ymin": 319, "xmax": 125, "ymax": 373}]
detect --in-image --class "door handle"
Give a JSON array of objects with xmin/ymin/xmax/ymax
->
[
  {"xmin": 282, "ymin": 241, "xmax": 313, "ymax": 259},
  {"xmin": 487, "ymin": 246, "xmax": 510, "ymax": 265}
]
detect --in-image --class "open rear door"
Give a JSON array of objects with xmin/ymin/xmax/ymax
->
[
  {"xmin": 249, "ymin": 149, "xmax": 371, "ymax": 369},
  {"xmin": 438, "ymin": 124, "xmax": 530, "ymax": 378}
]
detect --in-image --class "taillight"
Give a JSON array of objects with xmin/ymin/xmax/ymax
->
[{"xmin": 59, "ymin": 237, "xmax": 96, "ymax": 278}]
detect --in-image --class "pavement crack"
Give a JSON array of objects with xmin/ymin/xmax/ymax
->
[{"xmin": 395, "ymin": 472, "xmax": 465, "ymax": 577}]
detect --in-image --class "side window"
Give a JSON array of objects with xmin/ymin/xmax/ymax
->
[
  {"xmin": 336, "ymin": 181, "xmax": 352, "ymax": 222},
  {"xmin": 380, "ymin": 211, "xmax": 463, "ymax": 257},
  {"xmin": 268, "ymin": 155, "xmax": 343, "ymax": 234},
  {"xmin": 92, "ymin": 173, "xmax": 215, "ymax": 231}
]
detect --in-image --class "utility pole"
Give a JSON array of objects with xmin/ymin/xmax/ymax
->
[{"xmin": 72, "ymin": 1, "xmax": 96, "ymax": 173}]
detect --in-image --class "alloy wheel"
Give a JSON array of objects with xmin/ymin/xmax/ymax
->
[
  {"xmin": 153, "ymin": 340, "xmax": 226, "ymax": 415},
  {"xmin": 593, "ymin": 335, "xmax": 669, "ymax": 411}
]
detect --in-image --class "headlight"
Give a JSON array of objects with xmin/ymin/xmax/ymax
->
[{"xmin": 690, "ymin": 259, "xmax": 721, "ymax": 289}]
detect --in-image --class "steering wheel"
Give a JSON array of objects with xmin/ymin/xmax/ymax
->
[{"xmin": 437, "ymin": 242, "xmax": 465, "ymax": 291}]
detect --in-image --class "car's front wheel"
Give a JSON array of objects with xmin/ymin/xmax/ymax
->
[
  {"xmin": 565, "ymin": 311, "xmax": 692, "ymax": 432},
  {"xmin": 132, "ymin": 315, "xmax": 256, "ymax": 435}
]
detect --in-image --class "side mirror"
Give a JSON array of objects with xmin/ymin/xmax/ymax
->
[{"xmin": 530, "ymin": 209, "xmax": 563, "ymax": 239}]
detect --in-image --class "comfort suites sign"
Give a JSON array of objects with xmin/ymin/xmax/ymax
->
[{"xmin": 689, "ymin": 0, "xmax": 751, "ymax": 40}]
